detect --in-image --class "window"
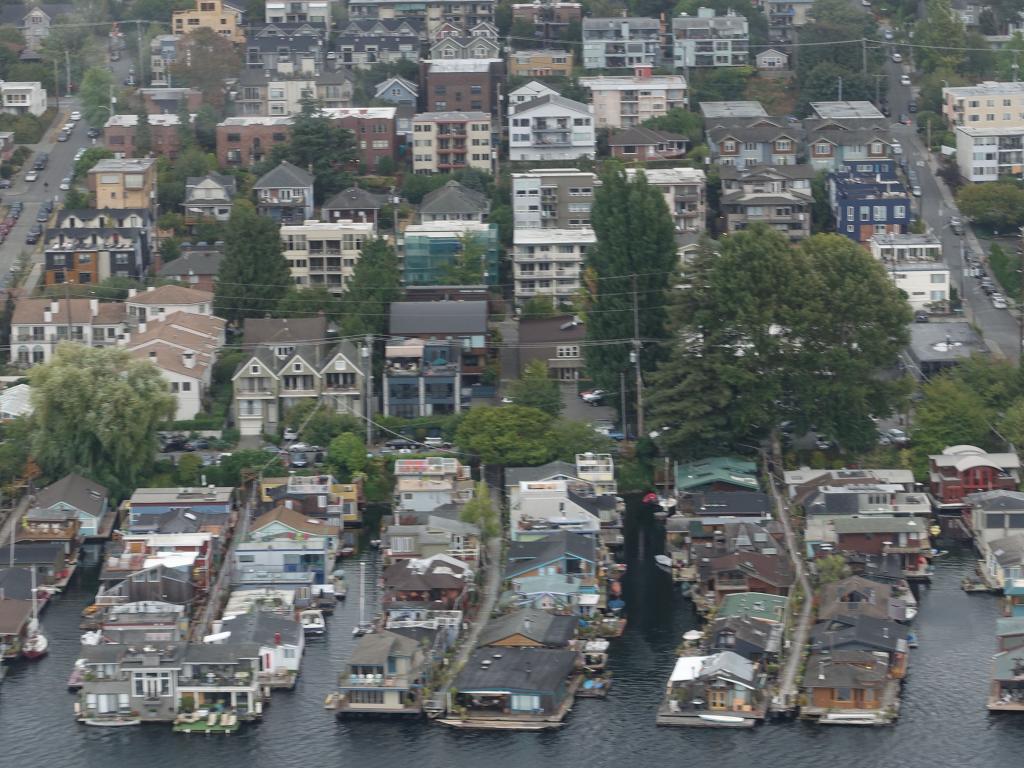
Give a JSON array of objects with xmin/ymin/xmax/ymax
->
[
  {"xmin": 894, "ymin": 205, "xmax": 906, "ymax": 219},
  {"xmin": 859, "ymin": 207, "xmax": 870, "ymax": 222},
  {"xmin": 557, "ymin": 345, "xmax": 579, "ymax": 358},
  {"xmin": 930, "ymin": 273, "xmax": 945, "ymax": 284},
  {"xmin": 722, "ymin": 140, "xmax": 736, "ymax": 153},
  {"xmin": 872, "ymin": 205, "xmax": 886, "ymax": 221},
  {"xmin": 834, "ymin": 687, "xmax": 852, "ymax": 702}
]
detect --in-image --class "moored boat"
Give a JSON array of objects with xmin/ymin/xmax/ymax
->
[{"xmin": 300, "ymin": 609, "xmax": 326, "ymax": 636}]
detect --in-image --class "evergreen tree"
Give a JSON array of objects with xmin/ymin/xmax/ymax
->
[
  {"xmin": 134, "ymin": 105, "xmax": 152, "ymax": 157},
  {"xmin": 508, "ymin": 360, "xmax": 562, "ymax": 417},
  {"xmin": 440, "ymin": 232, "xmax": 487, "ymax": 284},
  {"xmin": 176, "ymin": 101, "xmax": 196, "ymax": 152},
  {"xmin": 584, "ymin": 164, "xmax": 678, "ymax": 394},
  {"xmin": 340, "ymin": 238, "xmax": 402, "ymax": 338},
  {"xmin": 215, "ymin": 199, "xmax": 291, "ymax": 324}
]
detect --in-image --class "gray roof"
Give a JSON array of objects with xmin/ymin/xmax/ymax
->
[
  {"xmin": 223, "ymin": 611, "xmax": 303, "ymax": 647},
  {"xmin": 419, "ymin": 181, "xmax": 490, "ymax": 217},
  {"xmin": 243, "ymin": 316, "xmax": 328, "ymax": 346},
  {"xmin": 990, "ymin": 535, "xmax": 1024, "ymax": 567},
  {"xmin": 158, "ymin": 249, "xmax": 224, "ymax": 279},
  {"xmin": 832, "ymin": 516, "xmax": 925, "ymax": 535},
  {"xmin": 183, "ymin": 642, "xmax": 261, "ymax": 664},
  {"xmin": 607, "ymin": 126, "xmax": 688, "ymax": 147},
  {"xmin": 711, "ymin": 615, "xmax": 782, "ymax": 655},
  {"xmin": 323, "ymin": 186, "xmax": 389, "ymax": 211},
  {"xmin": 478, "ymin": 608, "xmax": 577, "ymax": 648},
  {"xmin": 455, "ymin": 646, "xmax": 578, "ymax": 693},
  {"xmin": 0, "ymin": 568, "xmax": 34, "ymax": 601},
  {"xmin": 966, "ymin": 490, "xmax": 1024, "ymax": 511},
  {"xmin": 583, "ymin": 16, "xmax": 659, "ymax": 30},
  {"xmin": 33, "ymin": 473, "xmax": 108, "ymax": 519},
  {"xmin": 513, "ymin": 93, "xmax": 591, "ymax": 117},
  {"xmin": 810, "ymin": 614, "xmax": 908, "ymax": 654},
  {"xmin": 374, "ymin": 76, "xmax": 418, "ymax": 99},
  {"xmin": 719, "ymin": 164, "xmax": 816, "ymax": 182},
  {"xmin": 691, "ymin": 491, "xmax": 770, "ymax": 518},
  {"xmin": 803, "ymin": 651, "xmax": 888, "ymax": 688},
  {"xmin": 253, "ymin": 160, "xmax": 314, "ymax": 190},
  {"xmin": 505, "ymin": 461, "xmax": 580, "ymax": 487},
  {"xmin": 389, "ymin": 300, "xmax": 488, "ymax": 336},
  {"xmin": 506, "ymin": 531, "xmax": 596, "ymax": 578},
  {"xmin": 349, "ymin": 629, "xmax": 420, "ymax": 665}
]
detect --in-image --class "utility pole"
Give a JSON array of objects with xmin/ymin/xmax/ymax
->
[
  {"xmin": 837, "ymin": 76, "xmax": 843, "ymax": 101},
  {"xmin": 861, "ymin": 37, "xmax": 868, "ymax": 76},
  {"xmin": 64, "ymin": 280, "xmax": 72, "ymax": 342},
  {"xmin": 1019, "ymin": 226, "xmax": 1024, "ymax": 361},
  {"xmin": 630, "ymin": 273, "xmax": 644, "ymax": 437},
  {"xmin": 620, "ymin": 370, "xmax": 628, "ymax": 439},
  {"xmin": 363, "ymin": 334, "xmax": 374, "ymax": 446},
  {"xmin": 64, "ymin": 49, "xmax": 71, "ymax": 98},
  {"xmin": 137, "ymin": 22, "xmax": 145, "ymax": 86},
  {"xmin": 53, "ymin": 59, "xmax": 59, "ymax": 111}
]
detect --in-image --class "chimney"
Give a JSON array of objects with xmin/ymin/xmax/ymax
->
[
  {"xmin": 146, "ymin": 286, "xmax": 155, "ymax": 292},
  {"xmin": 128, "ymin": 288, "xmax": 138, "ymax": 298},
  {"xmin": 139, "ymin": 321, "xmax": 147, "ymax": 334},
  {"xmin": 43, "ymin": 309, "xmax": 52, "ymax": 323},
  {"xmin": 89, "ymin": 299, "xmax": 99, "ymax": 317},
  {"xmin": 183, "ymin": 352, "xmax": 196, "ymax": 369},
  {"xmin": 274, "ymin": 632, "xmax": 281, "ymax": 646},
  {"xmin": 49, "ymin": 300, "xmax": 59, "ymax": 314},
  {"xmin": 634, "ymin": 65, "xmax": 652, "ymax": 79}
]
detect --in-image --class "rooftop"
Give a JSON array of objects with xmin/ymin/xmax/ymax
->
[
  {"xmin": 944, "ymin": 80, "xmax": 1024, "ymax": 98},
  {"xmin": 389, "ymin": 300, "xmax": 488, "ymax": 336},
  {"xmin": 907, "ymin": 321, "xmax": 987, "ymax": 364},
  {"xmin": 413, "ymin": 110, "xmax": 491, "ymax": 122},
  {"xmin": 810, "ymin": 101, "xmax": 885, "ymax": 120},
  {"xmin": 127, "ymin": 284, "xmax": 213, "ymax": 306},
  {"xmin": 424, "ymin": 58, "xmax": 501, "ymax": 73},
  {"xmin": 513, "ymin": 228, "xmax": 596, "ymax": 245},
  {"xmin": 90, "ymin": 158, "xmax": 156, "ymax": 174},
  {"xmin": 455, "ymin": 646, "xmax": 578, "ymax": 693},
  {"xmin": 700, "ymin": 101, "xmax": 768, "ymax": 118},
  {"xmin": 580, "ymin": 73, "xmax": 687, "ymax": 90}
]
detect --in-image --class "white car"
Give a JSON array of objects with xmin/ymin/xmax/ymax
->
[
  {"xmin": 74, "ymin": 148, "xmax": 86, "ymax": 161},
  {"xmin": 59, "ymin": 177, "xmax": 71, "ymax": 191},
  {"xmin": 69, "ymin": 110, "xmax": 81, "ymax": 121},
  {"xmin": 891, "ymin": 52, "xmax": 902, "ymax": 63},
  {"xmin": 283, "ymin": 428, "xmax": 299, "ymax": 441},
  {"xmin": 885, "ymin": 428, "xmax": 910, "ymax": 445},
  {"xmin": 892, "ymin": 140, "xmax": 902, "ymax": 155},
  {"xmin": 993, "ymin": 296, "xmax": 1008, "ymax": 309},
  {"xmin": 884, "ymin": 29, "xmax": 894, "ymax": 40},
  {"xmin": 62, "ymin": 122, "xmax": 74, "ymax": 132},
  {"xmin": 24, "ymin": 170, "xmax": 38, "ymax": 182},
  {"xmin": 900, "ymin": 74, "xmax": 911, "ymax": 86}
]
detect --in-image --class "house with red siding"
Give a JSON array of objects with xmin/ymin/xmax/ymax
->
[{"xmin": 929, "ymin": 445, "xmax": 1020, "ymax": 508}]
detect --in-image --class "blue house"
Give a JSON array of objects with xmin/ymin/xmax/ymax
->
[
  {"xmin": 830, "ymin": 171, "xmax": 911, "ymax": 244},
  {"xmin": 30, "ymin": 473, "xmax": 112, "ymax": 540},
  {"xmin": 374, "ymin": 76, "xmax": 418, "ymax": 105},
  {"xmin": 127, "ymin": 487, "xmax": 235, "ymax": 532},
  {"xmin": 505, "ymin": 531, "xmax": 597, "ymax": 582}
]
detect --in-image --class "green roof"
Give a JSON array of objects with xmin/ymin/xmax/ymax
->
[
  {"xmin": 675, "ymin": 457, "xmax": 758, "ymax": 492},
  {"xmin": 716, "ymin": 592, "xmax": 788, "ymax": 623},
  {"xmin": 832, "ymin": 516, "xmax": 926, "ymax": 535}
]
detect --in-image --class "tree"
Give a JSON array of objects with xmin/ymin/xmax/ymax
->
[
  {"xmin": 74, "ymin": 148, "xmax": 114, "ymax": 182},
  {"xmin": 440, "ymin": 232, "xmax": 487, "ymax": 284},
  {"xmin": 459, "ymin": 480, "xmax": 500, "ymax": 539},
  {"xmin": 816, "ymin": 554, "xmax": 851, "ymax": 585},
  {"xmin": 327, "ymin": 433, "xmax": 367, "ymax": 481},
  {"xmin": 169, "ymin": 29, "xmax": 242, "ymax": 110},
  {"xmin": 274, "ymin": 285, "xmax": 342, "ymax": 318},
  {"xmin": 689, "ymin": 67, "xmax": 755, "ymax": 107},
  {"xmin": 455, "ymin": 406, "xmax": 554, "ymax": 466},
  {"xmin": 340, "ymin": 238, "xmax": 402, "ymax": 338},
  {"xmin": 28, "ymin": 345, "xmax": 175, "ymax": 498},
  {"xmin": 79, "ymin": 67, "xmax": 114, "ymax": 127},
  {"xmin": 957, "ymin": 182, "xmax": 1024, "ymax": 230},
  {"xmin": 584, "ymin": 165, "xmax": 679, "ymax": 396},
  {"xmin": 647, "ymin": 228, "xmax": 911, "ymax": 458},
  {"xmin": 215, "ymin": 449, "xmax": 285, "ymax": 487},
  {"xmin": 63, "ymin": 187, "xmax": 90, "ymax": 210},
  {"xmin": 913, "ymin": 0, "xmax": 966, "ymax": 74},
  {"xmin": 544, "ymin": 419, "xmax": 615, "ymax": 462},
  {"xmin": 912, "ymin": 374, "xmax": 994, "ymax": 472},
  {"xmin": 175, "ymin": 453, "xmax": 202, "ymax": 486},
  {"xmin": 642, "ymin": 108, "xmax": 705, "ymax": 145},
  {"xmin": 508, "ymin": 360, "xmax": 562, "ymax": 417},
  {"xmin": 282, "ymin": 400, "xmax": 361, "ymax": 446},
  {"xmin": 215, "ymin": 199, "xmax": 291, "ymax": 324},
  {"xmin": 194, "ymin": 104, "xmax": 219, "ymax": 152},
  {"xmin": 265, "ymin": 95, "xmax": 358, "ymax": 203},
  {"xmin": 176, "ymin": 101, "xmax": 196, "ymax": 153},
  {"xmin": 134, "ymin": 105, "xmax": 152, "ymax": 157},
  {"xmin": 810, "ymin": 170, "xmax": 834, "ymax": 233}
]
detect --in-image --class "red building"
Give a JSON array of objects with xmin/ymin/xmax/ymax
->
[
  {"xmin": 323, "ymin": 107, "xmax": 398, "ymax": 171},
  {"xmin": 216, "ymin": 116, "xmax": 293, "ymax": 168},
  {"xmin": 104, "ymin": 114, "xmax": 188, "ymax": 159},
  {"xmin": 832, "ymin": 516, "xmax": 932, "ymax": 578},
  {"xmin": 705, "ymin": 551, "xmax": 795, "ymax": 604},
  {"xmin": 928, "ymin": 445, "xmax": 1020, "ymax": 506}
]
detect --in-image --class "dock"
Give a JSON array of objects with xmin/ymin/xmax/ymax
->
[{"xmin": 656, "ymin": 702, "xmax": 765, "ymax": 728}]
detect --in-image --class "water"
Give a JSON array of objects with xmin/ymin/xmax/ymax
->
[{"xmin": 1, "ymin": 546, "xmax": 1022, "ymax": 767}]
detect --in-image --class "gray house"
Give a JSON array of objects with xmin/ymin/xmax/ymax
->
[
  {"xmin": 419, "ymin": 180, "xmax": 490, "ymax": 223},
  {"xmin": 184, "ymin": 173, "xmax": 237, "ymax": 223},
  {"xmin": 30, "ymin": 473, "xmax": 111, "ymax": 540},
  {"xmin": 253, "ymin": 161, "xmax": 315, "ymax": 224},
  {"xmin": 374, "ymin": 76, "xmax": 418, "ymax": 105},
  {"xmin": 0, "ymin": 4, "xmax": 72, "ymax": 49}
]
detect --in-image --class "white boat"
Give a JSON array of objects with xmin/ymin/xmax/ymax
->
[
  {"xmin": 654, "ymin": 554, "xmax": 673, "ymax": 574},
  {"xmin": 300, "ymin": 609, "xmax": 326, "ymax": 636},
  {"xmin": 352, "ymin": 561, "xmax": 373, "ymax": 636},
  {"xmin": 332, "ymin": 569, "xmax": 347, "ymax": 600},
  {"xmin": 22, "ymin": 568, "xmax": 47, "ymax": 660},
  {"xmin": 81, "ymin": 630, "xmax": 103, "ymax": 646},
  {"xmin": 698, "ymin": 713, "xmax": 746, "ymax": 724},
  {"xmin": 82, "ymin": 718, "xmax": 141, "ymax": 727}
]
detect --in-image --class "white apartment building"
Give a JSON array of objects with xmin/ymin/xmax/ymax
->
[
  {"xmin": 125, "ymin": 285, "xmax": 215, "ymax": 323},
  {"xmin": 580, "ymin": 71, "xmax": 688, "ymax": 129},
  {"xmin": 955, "ymin": 125, "xmax": 1024, "ymax": 182},
  {"xmin": 942, "ymin": 81, "xmax": 1024, "ymax": 128},
  {"xmin": 508, "ymin": 80, "xmax": 558, "ymax": 108},
  {"xmin": 11, "ymin": 298, "xmax": 127, "ymax": 366},
  {"xmin": 625, "ymin": 166, "xmax": 706, "ymax": 234},
  {"xmin": 280, "ymin": 219, "xmax": 375, "ymax": 294},
  {"xmin": 582, "ymin": 17, "xmax": 661, "ymax": 70},
  {"xmin": 265, "ymin": 0, "xmax": 331, "ymax": 24},
  {"xmin": 672, "ymin": 8, "xmax": 749, "ymax": 68},
  {"xmin": 512, "ymin": 227, "xmax": 595, "ymax": 307},
  {"xmin": 869, "ymin": 233, "xmax": 949, "ymax": 311},
  {"xmin": 512, "ymin": 169, "xmax": 598, "ymax": 229},
  {"xmin": 411, "ymin": 111, "xmax": 493, "ymax": 174},
  {"xmin": 509, "ymin": 94, "xmax": 595, "ymax": 162},
  {"xmin": 0, "ymin": 80, "xmax": 46, "ymax": 116}
]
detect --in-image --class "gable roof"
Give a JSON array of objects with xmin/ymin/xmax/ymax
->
[
  {"xmin": 711, "ymin": 615, "xmax": 782, "ymax": 654},
  {"xmin": 253, "ymin": 160, "xmax": 314, "ymax": 189},
  {"xmin": 223, "ymin": 610, "xmax": 303, "ymax": 647},
  {"xmin": 512, "ymin": 93, "xmax": 591, "ymax": 116},
  {"xmin": 389, "ymin": 300, "xmax": 488, "ymax": 336},
  {"xmin": 419, "ymin": 180, "xmax": 490, "ymax": 217},
  {"xmin": 608, "ymin": 126, "xmax": 688, "ymax": 147},
  {"xmin": 374, "ymin": 76, "xmax": 418, "ymax": 99},
  {"xmin": 350, "ymin": 628, "xmax": 421, "ymax": 665},
  {"xmin": 323, "ymin": 186, "xmax": 389, "ymax": 211},
  {"xmin": 33, "ymin": 473, "xmax": 108, "ymax": 518},
  {"xmin": 0, "ymin": 598, "xmax": 34, "ymax": 635},
  {"xmin": 804, "ymin": 650, "xmax": 888, "ymax": 689},
  {"xmin": 710, "ymin": 551, "xmax": 795, "ymax": 588},
  {"xmin": 158, "ymin": 249, "xmax": 224, "ymax": 279},
  {"xmin": 243, "ymin": 316, "xmax": 328, "ymax": 346},
  {"xmin": 128, "ymin": 285, "xmax": 213, "ymax": 306},
  {"xmin": 252, "ymin": 504, "xmax": 342, "ymax": 537},
  {"xmin": 506, "ymin": 531, "xmax": 596, "ymax": 578},
  {"xmin": 810, "ymin": 613, "xmax": 908, "ymax": 654},
  {"xmin": 478, "ymin": 608, "xmax": 577, "ymax": 648},
  {"xmin": 675, "ymin": 456, "xmax": 758, "ymax": 492},
  {"xmin": 506, "ymin": 460, "xmax": 580, "ymax": 487}
]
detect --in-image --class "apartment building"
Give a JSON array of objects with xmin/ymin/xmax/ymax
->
[
  {"xmin": 869, "ymin": 233, "xmax": 949, "ymax": 311},
  {"xmin": 346, "ymin": 0, "xmax": 494, "ymax": 36},
  {"xmin": 429, "ymin": 28, "xmax": 501, "ymax": 60},
  {"xmin": 508, "ymin": 80, "xmax": 558, "ymax": 108},
  {"xmin": 763, "ymin": 0, "xmax": 813, "ymax": 43},
  {"xmin": 245, "ymin": 24, "xmax": 325, "ymax": 74},
  {"xmin": 512, "ymin": 228, "xmax": 595, "ymax": 307},
  {"xmin": 512, "ymin": 168, "xmax": 597, "ymax": 229},
  {"xmin": 43, "ymin": 228, "xmax": 149, "ymax": 286},
  {"xmin": 281, "ymin": 219, "xmax": 375, "ymax": 294},
  {"xmin": 580, "ymin": 69, "xmax": 688, "ymax": 129},
  {"xmin": 582, "ymin": 17, "xmax": 661, "ymax": 70},
  {"xmin": 942, "ymin": 81, "xmax": 1024, "ymax": 128},
  {"xmin": 87, "ymin": 159, "xmax": 158, "ymax": 213},
  {"xmin": 149, "ymin": 34, "xmax": 181, "ymax": 86},
  {"xmin": 625, "ymin": 167, "xmax": 706, "ymax": 235},
  {"xmin": 216, "ymin": 116, "xmax": 292, "ymax": 167},
  {"xmin": 869, "ymin": 233, "xmax": 942, "ymax": 264},
  {"xmin": 172, "ymin": 0, "xmax": 244, "ymax": 44},
  {"xmin": 411, "ymin": 111, "xmax": 493, "ymax": 174},
  {"xmin": 139, "ymin": 87, "xmax": 203, "ymax": 114},
  {"xmin": 508, "ymin": 49, "xmax": 574, "ymax": 78},
  {"xmin": 11, "ymin": 298, "xmax": 128, "ymax": 366},
  {"xmin": 672, "ymin": 8, "xmax": 749, "ymax": 68},
  {"xmin": 511, "ymin": 1, "xmax": 581, "ymax": 43},
  {"xmin": 320, "ymin": 107, "xmax": 397, "ymax": 169},
  {"xmin": 401, "ymin": 221, "xmax": 500, "ymax": 285},
  {"xmin": 335, "ymin": 32, "xmax": 420, "ymax": 68},
  {"xmin": 705, "ymin": 116, "xmax": 802, "ymax": 167},
  {"xmin": 719, "ymin": 164, "xmax": 814, "ymax": 241},
  {"xmin": 420, "ymin": 58, "xmax": 503, "ymax": 115},
  {"xmin": 509, "ymin": 94, "xmax": 595, "ymax": 162},
  {"xmin": 232, "ymin": 68, "xmax": 352, "ymax": 116},
  {"xmin": 264, "ymin": 0, "xmax": 332, "ymax": 25},
  {"xmin": 830, "ymin": 172, "xmax": 912, "ymax": 244},
  {"xmin": 103, "ymin": 114, "xmax": 187, "ymax": 159},
  {"xmin": 608, "ymin": 126, "xmax": 688, "ymax": 161},
  {"xmin": 955, "ymin": 125, "xmax": 1024, "ymax": 182}
]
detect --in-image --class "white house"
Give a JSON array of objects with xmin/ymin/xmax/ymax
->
[
  {"xmin": 868, "ymin": 233, "xmax": 949, "ymax": 311},
  {"xmin": 510, "ymin": 480, "xmax": 602, "ymax": 540},
  {"xmin": 393, "ymin": 457, "xmax": 474, "ymax": 513},
  {"xmin": 509, "ymin": 93, "xmax": 595, "ymax": 162},
  {"xmin": 0, "ymin": 81, "xmax": 46, "ymax": 116},
  {"xmin": 219, "ymin": 610, "xmax": 305, "ymax": 679},
  {"xmin": 11, "ymin": 297, "xmax": 128, "ymax": 366},
  {"xmin": 508, "ymin": 80, "xmax": 558, "ymax": 108},
  {"xmin": 756, "ymin": 48, "xmax": 789, "ymax": 70},
  {"xmin": 126, "ymin": 284, "xmax": 214, "ymax": 322}
]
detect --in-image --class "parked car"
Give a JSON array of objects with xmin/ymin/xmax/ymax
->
[
  {"xmin": 56, "ymin": 131, "xmax": 69, "ymax": 142},
  {"xmin": 184, "ymin": 438, "xmax": 210, "ymax": 451},
  {"xmin": 69, "ymin": 110, "xmax": 81, "ymax": 121},
  {"xmin": 59, "ymin": 177, "xmax": 71, "ymax": 191},
  {"xmin": 900, "ymin": 74, "xmax": 911, "ymax": 86},
  {"xmin": 160, "ymin": 435, "xmax": 188, "ymax": 452},
  {"xmin": 912, "ymin": 184, "xmax": 922, "ymax": 197},
  {"xmin": 914, "ymin": 310, "xmax": 930, "ymax": 323},
  {"xmin": 579, "ymin": 389, "xmax": 606, "ymax": 405},
  {"xmin": 950, "ymin": 216, "xmax": 964, "ymax": 234},
  {"xmin": 891, "ymin": 52, "xmax": 902, "ymax": 62},
  {"xmin": 883, "ymin": 29, "xmax": 894, "ymax": 40},
  {"xmin": 24, "ymin": 225, "xmax": 41, "ymax": 244},
  {"xmin": 35, "ymin": 209, "xmax": 49, "ymax": 222},
  {"xmin": 283, "ymin": 427, "xmax": 299, "ymax": 441},
  {"xmin": 0, "ymin": 179, "xmax": 10, "ymax": 189},
  {"xmin": 86, "ymin": 127, "xmax": 100, "ymax": 138},
  {"xmin": 993, "ymin": 295, "xmax": 1008, "ymax": 309},
  {"xmin": 908, "ymin": 101, "xmax": 918, "ymax": 113},
  {"xmin": 885, "ymin": 428, "xmax": 910, "ymax": 445},
  {"xmin": 62, "ymin": 122, "xmax": 74, "ymax": 132},
  {"xmin": 24, "ymin": 170, "xmax": 38, "ymax": 182},
  {"xmin": 385, "ymin": 438, "xmax": 418, "ymax": 450},
  {"xmin": 814, "ymin": 435, "xmax": 835, "ymax": 451}
]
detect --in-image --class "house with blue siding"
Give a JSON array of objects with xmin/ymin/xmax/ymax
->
[
  {"xmin": 401, "ymin": 221, "xmax": 499, "ymax": 285},
  {"xmin": 127, "ymin": 487, "xmax": 235, "ymax": 531},
  {"xmin": 30, "ymin": 473, "xmax": 112, "ymax": 540},
  {"xmin": 829, "ymin": 171, "xmax": 911, "ymax": 245},
  {"xmin": 706, "ymin": 116, "xmax": 802, "ymax": 167}
]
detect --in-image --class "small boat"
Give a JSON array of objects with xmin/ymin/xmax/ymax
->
[
  {"xmin": 67, "ymin": 659, "xmax": 86, "ymax": 690},
  {"xmin": 81, "ymin": 630, "xmax": 103, "ymax": 646},
  {"xmin": 352, "ymin": 622, "xmax": 374, "ymax": 638},
  {"xmin": 300, "ymin": 609, "xmax": 326, "ymax": 636},
  {"xmin": 907, "ymin": 630, "xmax": 919, "ymax": 648},
  {"xmin": 82, "ymin": 718, "xmax": 141, "ymax": 727},
  {"xmin": 654, "ymin": 554, "xmax": 673, "ymax": 574},
  {"xmin": 930, "ymin": 549, "xmax": 949, "ymax": 558},
  {"xmin": 332, "ymin": 568, "xmax": 347, "ymax": 600},
  {"xmin": 369, "ymin": 539, "xmax": 382, "ymax": 549},
  {"xmin": 698, "ymin": 713, "xmax": 746, "ymax": 724},
  {"xmin": 23, "ymin": 569, "xmax": 48, "ymax": 660},
  {"xmin": 582, "ymin": 639, "xmax": 610, "ymax": 670},
  {"xmin": 352, "ymin": 560, "xmax": 373, "ymax": 637}
]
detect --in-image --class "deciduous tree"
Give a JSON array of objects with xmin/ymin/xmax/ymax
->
[
  {"xmin": 28, "ymin": 345, "xmax": 176, "ymax": 498},
  {"xmin": 508, "ymin": 360, "xmax": 562, "ymax": 417},
  {"xmin": 956, "ymin": 182, "xmax": 1024, "ymax": 231},
  {"xmin": 459, "ymin": 480, "xmax": 500, "ymax": 539},
  {"xmin": 327, "ymin": 433, "xmax": 368, "ymax": 481},
  {"xmin": 169, "ymin": 29, "xmax": 242, "ymax": 110},
  {"xmin": 454, "ymin": 406, "xmax": 553, "ymax": 466},
  {"xmin": 340, "ymin": 238, "xmax": 402, "ymax": 338},
  {"xmin": 79, "ymin": 67, "xmax": 114, "ymax": 127}
]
